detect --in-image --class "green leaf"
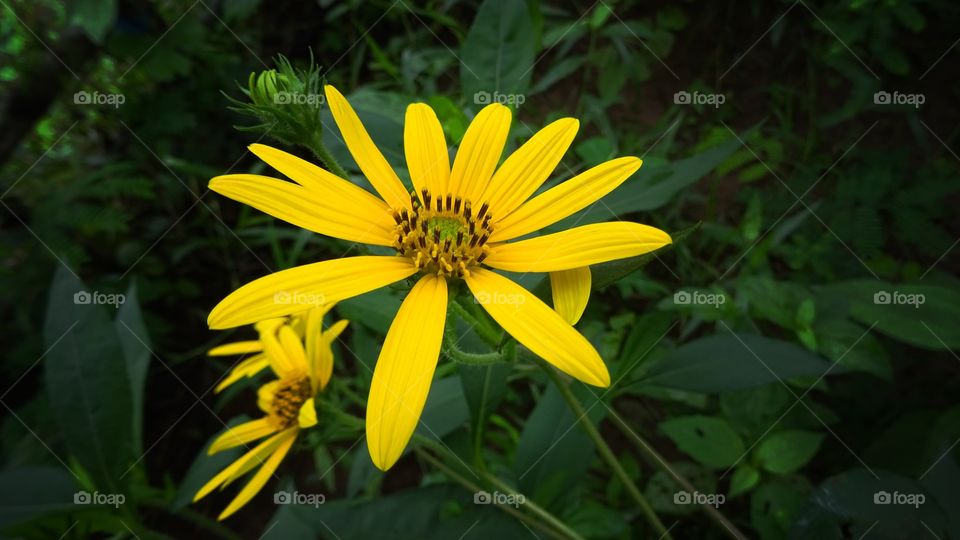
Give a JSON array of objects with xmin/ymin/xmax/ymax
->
[
  {"xmin": 565, "ymin": 126, "xmax": 757, "ymax": 226},
  {"xmin": 790, "ymin": 469, "xmax": 948, "ymax": 539},
  {"xmin": 68, "ymin": 0, "xmax": 117, "ymax": 43},
  {"xmin": 591, "ymin": 222, "xmax": 700, "ymax": 289},
  {"xmin": 815, "ymin": 319, "xmax": 891, "ymax": 380},
  {"xmin": 644, "ymin": 461, "xmax": 717, "ymax": 515},
  {"xmin": 171, "ymin": 417, "xmax": 249, "ymax": 510},
  {"xmin": 460, "ymin": 0, "xmax": 536, "ymax": 102},
  {"xmin": 659, "ymin": 415, "xmax": 745, "ymax": 469},
  {"xmin": 114, "ymin": 284, "xmax": 151, "ymax": 456},
  {"xmin": 729, "ymin": 464, "xmax": 760, "ymax": 498},
  {"xmin": 0, "ymin": 467, "xmax": 77, "ymax": 529},
  {"xmin": 826, "ymin": 280, "xmax": 960, "ymax": 350},
  {"xmin": 43, "ymin": 266, "xmax": 134, "ymax": 493},
  {"xmin": 460, "ymin": 362, "xmax": 511, "ymax": 449},
  {"xmin": 642, "ymin": 333, "xmax": 835, "ymax": 393},
  {"xmin": 575, "ymin": 137, "xmax": 614, "ymax": 167},
  {"xmin": 754, "ymin": 430, "xmax": 824, "ymax": 474},
  {"xmin": 750, "ymin": 478, "xmax": 808, "ymax": 540},
  {"xmin": 515, "ymin": 384, "xmax": 597, "ymax": 509}
]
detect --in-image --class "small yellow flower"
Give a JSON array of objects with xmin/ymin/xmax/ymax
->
[
  {"xmin": 195, "ymin": 307, "xmax": 347, "ymax": 520},
  {"xmin": 207, "ymin": 85, "xmax": 671, "ymax": 470}
]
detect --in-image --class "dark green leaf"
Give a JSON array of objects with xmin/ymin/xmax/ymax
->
[
  {"xmin": 460, "ymin": 0, "xmax": 536, "ymax": 102},
  {"xmin": 660, "ymin": 415, "xmax": 745, "ymax": 468},
  {"xmin": 642, "ymin": 333, "xmax": 835, "ymax": 393},
  {"xmin": 43, "ymin": 266, "xmax": 134, "ymax": 493},
  {"xmin": 755, "ymin": 430, "xmax": 824, "ymax": 474}
]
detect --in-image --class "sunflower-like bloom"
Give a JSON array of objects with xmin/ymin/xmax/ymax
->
[
  {"xmin": 207, "ymin": 85, "xmax": 671, "ymax": 470},
  {"xmin": 195, "ymin": 307, "xmax": 347, "ymax": 520}
]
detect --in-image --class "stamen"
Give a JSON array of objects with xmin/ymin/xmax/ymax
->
[{"xmin": 390, "ymin": 192, "xmax": 495, "ymax": 278}]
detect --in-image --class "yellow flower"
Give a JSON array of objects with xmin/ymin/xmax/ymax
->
[
  {"xmin": 195, "ymin": 307, "xmax": 347, "ymax": 520},
  {"xmin": 207, "ymin": 85, "xmax": 671, "ymax": 470}
]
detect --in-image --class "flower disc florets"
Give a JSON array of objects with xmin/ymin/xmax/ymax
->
[{"xmin": 392, "ymin": 188, "xmax": 494, "ymax": 278}]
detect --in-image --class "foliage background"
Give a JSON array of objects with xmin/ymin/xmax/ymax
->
[{"xmin": 1, "ymin": 0, "xmax": 958, "ymax": 538}]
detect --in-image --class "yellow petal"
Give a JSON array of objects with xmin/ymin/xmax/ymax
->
[
  {"xmin": 258, "ymin": 324, "xmax": 294, "ymax": 377},
  {"xmin": 210, "ymin": 174, "xmax": 395, "ymax": 246},
  {"xmin": 247, "ymin": 143, "xmax": 396, "ymax": 209},
  {"xmin": 207, "ymin": 417, "xmax": 278, "ymax": 455},
  {"xmin": 208, "ymin": 256, "xmax": 417, "ymax": 329},
  {"xmin": 309, "ymin": 318, "xmax": 348, "ymax": 391},
  {"xmin": 465, "ymin": 268, "xmax": 609, "ymax": 387},
  {"xmin": 194, "ymin": 428, "xmax": 295, "ymax": 504},
  {"xmin": 448, "ymin": 103, "xmax": 511, "ymax": 204},
  {"xmin": 485, "ymin": 222, "xmax": 672, "ymax": 272},
  {"xmin": 550, "ymin": 267, "xmax": 591, "ymax": 325},
  {"xmin": 404, "ymin": 103, "xmax": 450, "ymax": 199},
  {"xmin": 217, "ymin": 428, "xmax": 298, "ymax": 520},
  {"xmin": 298, "ymin": 398, "xmax": 318, "ymax": 428},
  {"xmin": 482, "ymin": 118, "xmax": 578, "ymax": 218},
  {"xmin": 490, "ymin": 157, "xmax": 643, "ymax": 241},
  {"xmin": 257, "ymin": 380, "xmax": 280, "ymax": 413},
  {"xmin": 366, "ymin": 275, "xmax": 447, "ymax": 471},
  {"xmin": 208, "ymin": 341, "xmax": 263, "ymax": 356},
  {"xmin": 324, "ymin": 85, "xmax": 410, "ymax": 210},
  {"xmin": 215, "ymin": 354, "xmax": 269, "ymax": 394}
]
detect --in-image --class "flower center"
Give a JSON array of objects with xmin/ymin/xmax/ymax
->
[
  {"xmin": 393, "ymin": 188, "xmax": 493, "ymax": 278},
  {"xmin": 270, "ymin": 375, "xmax": 313, "ymax": 428}
]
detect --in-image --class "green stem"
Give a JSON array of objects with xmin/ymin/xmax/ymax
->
[
  {"xmin": 540, "ymin": 363, "xmax": 673, "ymax": 540},
  {"xmin": 413, "ymin": 436, "xmax": 586, "ymax": 540},
  {"xmin": 607, "ymin": 411, "xmax": 748, "ymax": 540},
  {"xmin": 413, "ymin": 448, "xmax": 568, "ymax": 540},
  {"xmin": 443, "ymin": 322, "xmax": 502, "ymax": 365},
  {"xmin": 449, "ymin": 297, "xmax": 501, "ymax": 347},
  {"xmin": 304, "ymin": 131, "xmax": 350, "ymax": 180}
]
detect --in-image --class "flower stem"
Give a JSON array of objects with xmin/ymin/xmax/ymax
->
[
  {"xmin": 413, "ymin": 436, "xmax": 586, "ymax": 540},
  {"xmin": 606, "ymin": 410, "xmax": 748, "ymax": 540},
  {"xmin": 413, "ymin": 448, "xmax": 570, "ymax": 540},
  {"xmin": 305, "ymin": 131, "xmax": 350, "ymax": 180},
  {"xmin": 539, "ymin": 363, "xmax": 673, "ymax": 540}
]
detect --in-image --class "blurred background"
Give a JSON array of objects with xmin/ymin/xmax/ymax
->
[{"xmin": 1, "ymin": 0, "xmax": 958, "ymax": 538}]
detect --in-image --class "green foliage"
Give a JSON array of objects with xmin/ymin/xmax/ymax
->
[{"xmin": 1, "ymin": 0, "xmax": 958, "ymax": 538}]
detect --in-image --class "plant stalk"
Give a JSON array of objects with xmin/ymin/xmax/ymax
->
[
  {"xmin": 540, "ymin": 364, "xmax": 673, "ymax": 540},
  {"xmin": 607, "ymin": 410, "xmax": 748, "ymax": 540}
]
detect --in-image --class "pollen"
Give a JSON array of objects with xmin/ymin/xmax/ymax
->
[
  {"xmin": 270, "ymin": 375, "xmax": 313, "ymax": 428},
  {"xmin": 393, "ymin": 188, "xmax": 493, "ymax": 278}
]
